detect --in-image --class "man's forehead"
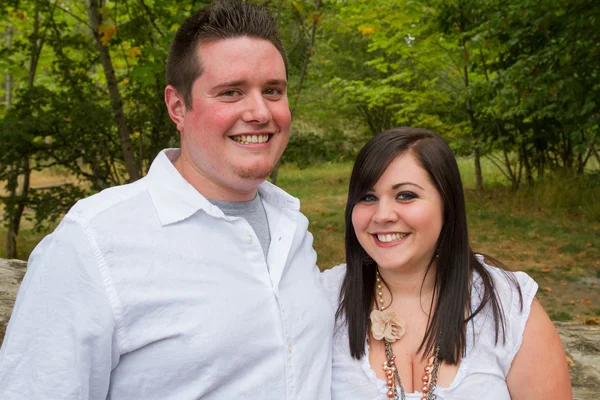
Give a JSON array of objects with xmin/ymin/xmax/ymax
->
[
  {"xmin": 196, "ymin": 36, "xmax": 279, "ymax": 57},
  {"xmin": 194, "ymin": 37, "xmax": 287, "ymax": 84}
]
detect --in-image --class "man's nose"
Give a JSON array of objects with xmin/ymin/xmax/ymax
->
[{"xmin": 242, "ymin": 92, "xmax": 272, "ymax": 124}]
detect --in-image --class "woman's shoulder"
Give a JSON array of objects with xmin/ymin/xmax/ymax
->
[
  {"xmin": 472, "ymin": 254, "xmax": 538, "ymax": 302},
  {"xmin": 470, "ymin": 254, "xmax": 540, "ymax": 363},
  {"xmin": 321, "ymin": 264, "xmax": 347, "ymax": 309}
]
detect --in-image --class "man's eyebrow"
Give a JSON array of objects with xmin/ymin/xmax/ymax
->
[
  {"xmin": 266, "ymin": 79, "xmax": 287, "ymax": 86},
  {"xmin": 212, "ymin": 80, "xmax": 246, "ymax": 90},
  {"xmin": 212, "ymin": 79, "xmax": 287, "ymax": 90},
  {"xmin": 391, "ymin": 182, "xmax": 424, "ymax": 190}
]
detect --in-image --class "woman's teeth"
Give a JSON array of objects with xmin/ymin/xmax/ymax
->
[{"xmin": 377, "ymin": 233, "xmax": 409, "ymax": 243}]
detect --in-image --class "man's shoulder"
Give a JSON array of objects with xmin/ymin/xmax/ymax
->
[
  {"xmin": 66, "ymin": 178, "xmax": 149, "ymax": 225},
  {"xmin": 321, "ymin": 264, "xmax": 346, "ymax": 310},
  {"xmin": 258, "ymin": 180, "xmax": 300, "ymax": 211}
]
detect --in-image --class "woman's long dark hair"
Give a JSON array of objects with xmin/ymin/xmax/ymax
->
[{"xmin": 337, "ymin": 127, "xmax": 521, "ymax": 364}]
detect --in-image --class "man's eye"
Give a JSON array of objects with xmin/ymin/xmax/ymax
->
[
  {"xmin": 264, "ymin": 88, "xmax": 283, "ymax": 96},
  {"xmin": 220, "ymin": 90, "xmax": 241, "ymax": 97},
  {"xmin": 397, "ymin": 192, "xmax": 417, "ymax": 201}
]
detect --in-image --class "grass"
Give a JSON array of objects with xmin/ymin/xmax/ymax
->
[
  {"xmin": 2, "ymin": 158, "xmax": 599, "ymax": 323},
  {"xmin": 278, "ymin": 160, "xmax": 600, "ymax": 323},
  {"xmin": 548, "ymin": 311, "xmax": 574, "ymax": 322},
  {"xmin": 457, "ymin": 156, "xmax": 511, "ymax": 188}
]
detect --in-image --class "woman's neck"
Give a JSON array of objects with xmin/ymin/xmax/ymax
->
[{"xmin": 377, "ymin": 260, "xmax": 437, "ymax": 301}]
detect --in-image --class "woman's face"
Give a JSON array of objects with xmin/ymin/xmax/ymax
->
[{"xmin": 351, "ymin": 152, "xmax": 444, "ymax": 273}]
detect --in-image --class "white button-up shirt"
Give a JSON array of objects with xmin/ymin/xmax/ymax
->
[{"xmin": 0, "ymin": 149, "xmax": 334, "ymax": 400}]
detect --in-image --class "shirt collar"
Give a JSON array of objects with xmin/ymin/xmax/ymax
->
[{"xmin": 146, "ymin": 149, "xmax": 300, "ymax": 226}]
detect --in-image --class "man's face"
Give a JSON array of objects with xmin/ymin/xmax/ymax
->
[{"xmin": 169, "ymin": 36, "xmax": 291, "ymax": 201}]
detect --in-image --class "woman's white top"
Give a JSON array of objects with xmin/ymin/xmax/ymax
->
[{"xmin": 321, "ymin": 256, "xmax": 538, "ymax": 400}]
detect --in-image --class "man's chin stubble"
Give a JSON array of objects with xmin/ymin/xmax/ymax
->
[{"xmin": 234, "ymin": 166, "xmax": 274, "ymax": 181}]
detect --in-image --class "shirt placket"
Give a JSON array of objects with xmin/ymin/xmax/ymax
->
[{"xmin": 266, "ymin": 208, "xmax": 297, "ymax": 399}]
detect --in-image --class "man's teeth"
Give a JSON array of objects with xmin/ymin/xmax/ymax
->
[
  {"xmin": 232, "ymin": 134, "xmax": 269, "ymax": 144},
  {"xmin": 377, "ymin": 233, "xmax": 409, "ymax": 243}
]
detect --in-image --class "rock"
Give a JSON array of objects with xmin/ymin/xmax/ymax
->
[
  {"xmin": 556, "ymin": 322, "xmax": 600, "ymax": 399},
  {"xmin": 0, "ymin": 259, "xmax": 598, "ymax": 398},
  {"xmin": 0, "ymin": 258, "xmax": 26, "ymax": 341}
]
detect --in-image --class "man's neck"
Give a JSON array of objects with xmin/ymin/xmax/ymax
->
[{"xmin": 173, "ymin": 153, "xmax": 260, "ymax": 202}]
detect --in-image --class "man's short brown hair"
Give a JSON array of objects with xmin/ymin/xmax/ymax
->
[{"xmin": 166, "ymin": 0, "xmax": 288, "ymax": 109}]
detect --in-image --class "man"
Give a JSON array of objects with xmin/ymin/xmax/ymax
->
[{"xmin": 0, "ymin": 1, "xmax": 333, "ymax": 398}]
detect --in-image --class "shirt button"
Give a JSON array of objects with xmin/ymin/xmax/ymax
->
[
  {"xmin": 246, "ymin": 234, "xmax": 253, "ymax": 243},
  {"xmin": 288, "ymin": 344, "xmax": 293, "ymax": 353}
]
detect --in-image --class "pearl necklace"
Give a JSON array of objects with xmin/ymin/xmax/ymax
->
[{"xmin": 375, "ymin": 270, "xmax": 441, "ymax": 400}]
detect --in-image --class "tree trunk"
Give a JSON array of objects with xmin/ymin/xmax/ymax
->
[
  {"xmin": 270, "ymin": 0, "xmax": 321, "ymax": 185},
  {"xmin": 87, "ymin": 0, "xmax": 141, "ymax": 182},
  {"xmin": 4, "ymin": 1, "xmax": 40, "ymax": 258},
  {"xmin": 462, "ymin": 62, "xmax": 483, "ymax": 190},
  {"xmin": 591, "ymin": 144, "xmax": 600, "ymax": 165},
  {"xmin": 473, "ymin": 144, "xmax": 483, "ymax": 189},
  {"xmin": 4, "ymin": 24, "xmax": 15, "ymax": 258},
  {"xmin": 5, "ymin": 24, "xmax": 12, "ymax": 108},
  {"xmin": 459, "ymin": 28, "xmax": 483, "ymax": 190},
  {"xmin": 5, "ymin": 160, "xmax": 31, "ymax": 259},
  {"xmin": 521, "ymin": 141, "xmax": 534, "ymax": 187}
]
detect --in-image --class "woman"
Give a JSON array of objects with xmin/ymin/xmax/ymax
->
[{"xmin": 322, "ymin": 127, "xmax": 571, "ymax": 399}]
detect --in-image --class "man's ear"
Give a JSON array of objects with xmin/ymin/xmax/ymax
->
[{"xmin": 165, "ymin": 85, "xmax": 186, "ymax": 132}]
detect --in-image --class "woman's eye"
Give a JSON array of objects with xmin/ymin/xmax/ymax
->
[
  {"xmin": 359, "ymin": 194, "xmax": 377, "ymax": 202},
  {"xmin": 397, "ymin": 192, "xmax": 417, "ymax": 201}
]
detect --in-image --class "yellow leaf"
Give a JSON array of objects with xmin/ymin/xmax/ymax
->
[
  {"xmin": 566, "ymin": 356, "xmax": 575, "ymax": 367},
  {"xmin": 543, "ymin": 286, "xmax": 552, "ymax": 292},
  {"xmin": 126, "ymin": 46, "xmax": 142, "ymax": 58},
  {"xmin": 98, "ymin": 24, "xmax": 117, "ymax": 46},
  {"xmin": 358, "ymin": 26, "xmax": 375, "ymax": 36}
]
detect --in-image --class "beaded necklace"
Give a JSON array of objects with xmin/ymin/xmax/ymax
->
[{"xmin": 374, "ymin": 270, "xmax": 441, "ymax": 400}]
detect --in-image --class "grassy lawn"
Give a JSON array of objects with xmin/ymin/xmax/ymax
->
[
  {"xmin": 278, "ymin": 159, "xmax": 600, "ymax": 324},
  {"xmin": 2, "ymin": 158, "xmax": 599, "ymax": 323}
]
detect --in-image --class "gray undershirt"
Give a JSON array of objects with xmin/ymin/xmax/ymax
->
[{"xmin": 208, "ymin": 194, "xmax": 271, "ymax": 259}]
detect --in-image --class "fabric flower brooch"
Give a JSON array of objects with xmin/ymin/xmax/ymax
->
[{"xmin": 370, "ymin": 309, "xmax": 406, "ymax": 342}]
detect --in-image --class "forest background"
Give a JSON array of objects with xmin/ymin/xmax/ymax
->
[{"xmin": 0, "ymin": 0, "xmax": 599, "ymax": 323}]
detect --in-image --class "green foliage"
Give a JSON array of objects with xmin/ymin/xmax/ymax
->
[
  {"xmin": 309, "ymin": 0, "xmax": 600, "ymax": 187},
  {"xmin": 26, "ymin": 184, "xmax": 89, "ymax": 231},
  {"xmin": 1, "ymin": 0, "xmax": 599, "ymax": 254},
  {"xmin": 281, "ymin": 130, "xmax": 366, "ymax": 168}
]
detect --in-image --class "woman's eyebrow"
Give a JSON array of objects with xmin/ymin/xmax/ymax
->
[{"xmin": 391, "ymin": 182, "xmax": 424, "ymax": 190}]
